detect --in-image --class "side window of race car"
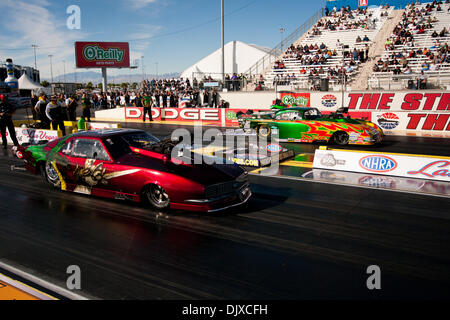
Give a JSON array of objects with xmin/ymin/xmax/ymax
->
[
  {"xmin": 277, "ymin": 111, "xmax": 301, "ymax": 120},
  {"xmin": 61, "ymin": 140, "xmax": 73, "ymax": 155},
  {"xmin": 71, "ymin": 139, "xmax": 111, "ymax": 161},
  {"xmin": 303, "ymin": 109, "xmax": 319, "ymax": 120}
]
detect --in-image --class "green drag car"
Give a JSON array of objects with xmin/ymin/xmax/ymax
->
[{"xmin": 237, "ymin": 107, "xmax": 383, "ymax": 145}]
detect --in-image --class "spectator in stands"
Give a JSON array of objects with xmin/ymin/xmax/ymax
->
[
  {"xmin": 422, "ymin": 61, "xmax": 430, "ymax": 71},
  {"xmin": 417, "ymin": 71, "xmax": 428, "ymax": 89},
  {"xmin": 355, "ymin": 36, "xmax": 362, "ymax": 43},
  {"xmin": 431, "ymin": 30, "xmax": 439, "ymax": 38},
  {"xmin": 439, "ymin": 27, "xmax": 448, "ymax": 37},
  {"xmin": 403, "ymin": 65, "xmax": 412, "ymax": 74},
  {"xmin": 363, "ymin": 35, "xmax": 370, "ymax": 42}
]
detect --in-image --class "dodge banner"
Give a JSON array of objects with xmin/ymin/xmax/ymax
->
[{"xmin": 75, "ymin": 42, "xmax": 130, "ymax": 68}]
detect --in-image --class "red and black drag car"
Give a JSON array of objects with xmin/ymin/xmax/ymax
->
[{"xmin": 18, "ymin": 129, "xmax": 251, "ymax": 212}]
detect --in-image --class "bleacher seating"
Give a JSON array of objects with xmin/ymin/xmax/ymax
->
[
  {"xmin": 368, "ymin": 1, "xmax": 450, "ymax": 89},
  {"xmin": 261, "ymin": 5, "xmax": 393, "ymax": 90}
]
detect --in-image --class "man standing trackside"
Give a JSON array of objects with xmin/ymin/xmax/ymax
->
[
  {"xmin": 35, "ymin": 94, "xmax": 50, "ymax": 129},
  {"xmin": 142, "ymin": 92, "xmax": 153, "ymax": 122},
  {"xmin": 46, "ymin": 95, "xmax": 66, "ymax": 136},
  {"xmin": 66, "ymin": 95, "xmax": 77, "ymax": 121},
  {"xmin": 0, "ymin": 95, "xmax": 20, "ymax": 149},
  {"xmin": 81, "ymin": 93, "xmax": 92, "ymax": 122}
]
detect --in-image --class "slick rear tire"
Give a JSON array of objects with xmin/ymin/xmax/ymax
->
[
  {"xmin": 332, "ymin": 131, "xmax": 349, "ymax": 146},
  {"xmin": 145, "ymin": 184, "xmax": 170, "ymax": 210},
  {"xmin": 257, "ymin": 125, "xmax": 271, "ymax": 139},
  {"xmin": 43, "ymin": 161, "xmax": 61, "ymax": 188}
]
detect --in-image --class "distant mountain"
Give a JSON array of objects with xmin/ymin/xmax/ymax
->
[{"xmin": 41, "ymin": 72, "xmax": 181, "ymax": 84}]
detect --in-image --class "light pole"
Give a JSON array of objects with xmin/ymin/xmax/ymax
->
[
  {"xmin": 280, "ymin": 27, "xmax": 285, "ymax": 54},
  {"xmin": 31, "ymin": 44, "xmax": 38, "ymax": 70},
  {"xmin": 48, "ymin": 54, "xmax": 53, "ymax": 83}
]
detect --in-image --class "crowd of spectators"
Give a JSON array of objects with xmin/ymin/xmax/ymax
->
[
  {"xmin": 84, "ymin": 77, "xmax": 229, "ymax": 110},
  {"xmin": 385, "ymin": 0, "xmax": 448, "ymax": 51},
  {"xmin": 374, "ymin": 0, "xmax": 450, "ymax": 78},
  {"xmin": 316, "ymin": 5, "xmax": 385, "ymax": 33}
]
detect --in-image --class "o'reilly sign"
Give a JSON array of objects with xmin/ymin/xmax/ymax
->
[{"xmin": 75, "ymin": 42, "xmax": 130, "ymax": 68}]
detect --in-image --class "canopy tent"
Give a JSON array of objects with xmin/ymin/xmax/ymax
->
[
  {"xmin": 18, "ymin": 73, "xmax": 44, "ymax": 92},
  {"xmin": 180, "ymin": 40, "xmax": 272, "ymax": 80}
]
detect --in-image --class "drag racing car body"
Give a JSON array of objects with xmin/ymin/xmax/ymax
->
[
  {"xmin": 18, "ymin": 129, "xmax": 251, "ymax": 212},
  {"xmin": 237, "ymin": 107, "xmax": 383, "ymax": 145}
]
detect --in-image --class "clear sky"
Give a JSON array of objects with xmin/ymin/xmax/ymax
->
[{"xmin": 0, "ymin": 0, "xmax": 325, "ymax": 80}]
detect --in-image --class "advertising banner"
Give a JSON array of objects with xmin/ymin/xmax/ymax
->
[
  {"xmin": 87, "ymin": 122, "xmax": 121, "ymax": 130},
  {"xmin": 0, "ymin": 128, "xmax": 60, "ymax": 145},
  {"xmin": 313, "ymin": 148, "xmax": 450, "ymax": 182},
  {"xmin": 280, "ymin": 93, "xmax": 311, "ymax": 107},
  {"xmin": 125, "ymin": 107, "xmax": 224, "ymax": 125},
  {"xmin": 75, "ymin": 42, "xmax": 130, "ymax": 68}
]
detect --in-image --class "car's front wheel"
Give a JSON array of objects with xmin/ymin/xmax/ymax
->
[
  {"xmin": 145, "ymin": 184, "xmax": 170, "ymax": 210},
  {"xmin": 332, "ymin": 131, "xmax": 349, "ymax": 146},
  {"xmin": 44, "ymin": 161, "xmax": 61, "ymax": 188}
]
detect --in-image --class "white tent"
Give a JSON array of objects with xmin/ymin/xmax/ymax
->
[
  {"xmin": 180, "ymin": 40, "xmax": 272, "ymax": 80},
  {"xmin": 18, "ymin": 73, "xmax": 43, "ymax": 91}
]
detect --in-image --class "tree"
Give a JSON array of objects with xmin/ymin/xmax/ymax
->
[
  {"xmin": 97, "ymin": 83, "xmax": 103, "ymax": 90},
  {"xmin": 131, "ymin": 82, "xmax": 138, "ymax": 89},
  {"xmin": 86, "ymin": 82, "xmax": 93, "ymax": 90},
  {"xmin": 40, "ymin": 80, "xmax": 50, "ymax": 87}
]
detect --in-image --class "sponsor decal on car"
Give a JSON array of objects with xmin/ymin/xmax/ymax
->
[
  {"xmin": 359, "ymin": 155, "xmax": 398, "ymax": 173},
  {"xmin": 266, "ymin": 143, "xmax": 282, "ymax": 153},
  {"xmin": 376, "ymin": 112, "xmax": 400, "ymax": 130},
  {"xmin": 321, "ymin": 94, "xmax": 337, "ymax": 107}
]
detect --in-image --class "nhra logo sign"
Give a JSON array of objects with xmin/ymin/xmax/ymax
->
[
  {"xmin": 376, "ymin": 113, "xmax": 399, "ymax": 130},
  {"xmin": 321, "ymin": 94, "xmax": 337, "ymax": 108},
  {"xmin": 359, "ymin": 155, "xmax": 398, "ymax": 173}
]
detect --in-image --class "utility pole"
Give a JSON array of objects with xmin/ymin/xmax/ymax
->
[
  {"xmin": 62, "ymin": 60, "xmax": 66, "ymax": 83},
  {"xmin": 31, "ymin": 44, "xmax": 38, "ymax": 70},
  {"xmin": 48, "ymin": 54, "xmax": 54, "ymax": 83},
  {"xmin": 221, "ymin": 0, "xmax": 225, "ymax": 86},
  {"xmin": 141, "ymin": 56, "xmax": 145, "ymax": 81}
]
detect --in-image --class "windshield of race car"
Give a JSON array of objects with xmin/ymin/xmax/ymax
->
[{"xmin": 103, "ymin": 131, "xmax": 160, "ymax": 159}]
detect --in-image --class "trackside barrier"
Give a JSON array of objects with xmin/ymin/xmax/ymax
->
[
  {"xmin": 0, "ymin": 127, "xmax": 61, "ymax": 145},
  {"xmin": 313, "ymin": 146, "xmax": 450, "ymax": 182}
]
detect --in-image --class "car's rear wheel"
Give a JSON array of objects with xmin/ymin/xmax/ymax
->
[
  {"xmin": 257, "ymin": 125, "xmax": 271, "ymax": 139},
  {"xmin": 145, "ymin": 184, "xmax": 170, "ymax": 210},
  {"xmin": 44, "ymin": 161, "xmax": 61, "ymax": 188},
  {"xmin": 332, "ymin": 131, "xmax": 349, "ymax": 146}
]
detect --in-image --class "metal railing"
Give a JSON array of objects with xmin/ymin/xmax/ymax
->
[{"xmin": 243, "ymin": 8, "xmax": 325, "ymax": 78}]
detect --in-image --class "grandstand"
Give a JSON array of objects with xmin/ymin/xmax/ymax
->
[
  {"xmin": 368, "ymin": 1, "xmax": 450, "ymax": 89},
  {"xmin": 246, "ymin": 0, "xmax": 450, "ymax": 91}
]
